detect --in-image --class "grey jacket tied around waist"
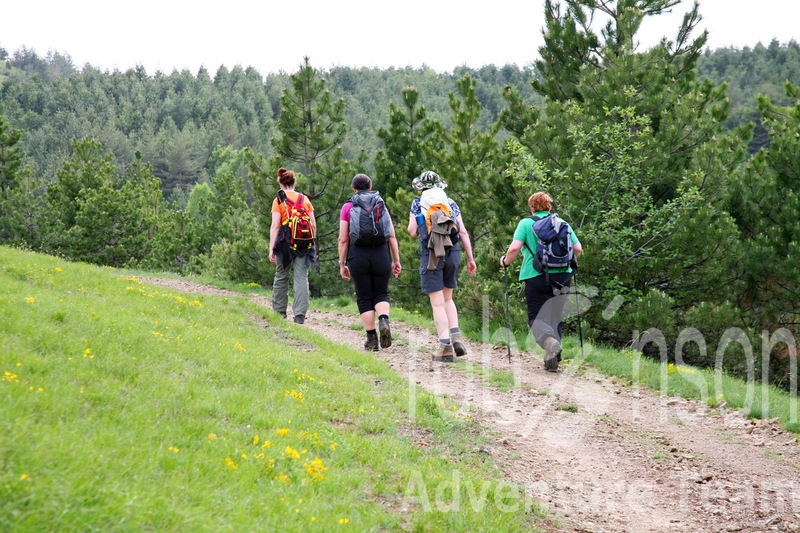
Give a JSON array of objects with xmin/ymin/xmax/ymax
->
[{"xmin": 427, "ymin": 209, "xmax": 456, "ymax": 270}]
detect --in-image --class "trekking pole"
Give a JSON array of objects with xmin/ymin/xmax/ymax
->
[
  {"xmin": 503, "ymin": 258, "xmax": 512, "ymax": 363},
  {"xmin": 573, "ymin": 270, "xmax": 585, "ymax": 360}
]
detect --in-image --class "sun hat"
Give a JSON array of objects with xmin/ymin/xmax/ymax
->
[{"xmin": 411, "ymin": 170, "xmax": 447, "ymax": 190}]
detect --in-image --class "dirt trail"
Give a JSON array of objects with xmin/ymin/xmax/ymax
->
[{"xmin": 140, "ymin": 277, "xmax": 800, "ymax": 533}]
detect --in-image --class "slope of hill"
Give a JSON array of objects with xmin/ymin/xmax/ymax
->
[
  {"xmin": 139, "ymin": 279, "xmax": 800, "ymax": 533},
  {"xmin": 3, "ymin": 246, "xmax": 799, "ymax": 532}
]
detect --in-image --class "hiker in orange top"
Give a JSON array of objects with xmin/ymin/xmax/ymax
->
[{"xmin": 269, "ymin": 167, "xmax": 316, "ymax": 324}]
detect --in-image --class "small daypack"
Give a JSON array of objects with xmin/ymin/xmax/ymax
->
[
  {"xmin": 530, "ymin": 213, "xmax": 574, "ymax": 273},
  {"xmin": 423, "ymin": 202, "xmax": 456, "ymax": 235},
  {"xmin": 349, "ymin": 190, "xmax": 392, "ymax": 246},
  {"xmin": 277, "ymin": 189, "xmax": 315, "ymax": 253}
]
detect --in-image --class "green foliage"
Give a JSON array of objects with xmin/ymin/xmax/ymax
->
[
  {"xmin": 187, "ymin": 146, "xmax": 257, "ymax": 255},
  {"xmin": 725, "ymin": 81, "xmax": 800, "ymax": 389},
  {"xmin": 500, "ymin": 0, "xmax": 753, "ymax": 372},
  {"xmin": 0, "ymin": 115, "xmax": 40, "ymax": 246},
  {"xmin": 698, "ymin": 40, "xmax": 800, "ymax": 154}
]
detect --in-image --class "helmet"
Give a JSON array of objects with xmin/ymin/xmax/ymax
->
[{"xmin": 412, "ymin": 170, "xmax": 447, "ymax": 190}]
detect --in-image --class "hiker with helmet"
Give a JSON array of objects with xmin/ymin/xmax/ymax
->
[
  {"xmin": 269, "ymin": 167, "xmax": 317, "ymax": 324},
  {"xmin": 500, "ymin": 192, "xmax": 582, "ymax": 372},
  {"xmin": 407, "ymin": 170, "xmax": 477, "ymax": 363},
  {"xmin": 338, "ymin": 174, "xmax": 402, "ymax": 351}
]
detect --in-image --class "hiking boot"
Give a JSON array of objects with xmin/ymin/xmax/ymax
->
[
  {"xmin": 542, "ymin": 336, "xmax": 561, "ymax": 372},
  {"xmin": 451, "ymin": 334, "xmax": 467, "ymax": 357},
  {"xmin": 432, "ymin": 343, "xmax": 455, "ymax": 362},
  {"xmin": 378, "ymin": 317, "xmax": 392, "ymax": 348},
  {"xmin": 364, "ymin": 333, "xmax": 379, "ymax": 352},
  {"xmin": 294, "ymin": 314, "xmax": 305, "ymax": 324}
]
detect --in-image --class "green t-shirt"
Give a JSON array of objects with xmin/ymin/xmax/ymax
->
[{"xmin": 512, "ymin": 211, "xmax": 580, "ymax": 281}]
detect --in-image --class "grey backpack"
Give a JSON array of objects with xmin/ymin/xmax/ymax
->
[{"xmin": 349, "ymin": 190, "xmax": 392, "ymax": 246}]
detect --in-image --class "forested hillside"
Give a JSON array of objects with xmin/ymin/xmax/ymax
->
[
  {"xmin": 1, "ymin": 0, "xmax": 799, "ymax": 395},
  {"xmin": 697, "ymin": 39, "xmax": 800, "ymax": 153},
  {"xmin": 0, "ymin": 47, "xmax": 539, "ymax": 200}
]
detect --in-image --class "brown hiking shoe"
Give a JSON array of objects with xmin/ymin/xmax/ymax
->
[
  {"xmin": 451, "ymin": 333, "xmax": 467, "ymax": 357},
  {"xmin": 432, "ymin": 343, "xmax": 455, "ymax": 362},
  {"xmin": 542, "ymin": 336, "xmax": 561, "ymax": 372}
]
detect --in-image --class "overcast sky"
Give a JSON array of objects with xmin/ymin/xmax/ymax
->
[{"xmin": 1, "ymin": 0, "xmax": 797, "ymax": 76}]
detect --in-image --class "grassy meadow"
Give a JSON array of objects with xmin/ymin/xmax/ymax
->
[{"xmin": 0, "ymin": 246, "xmax": 545, "ymax": 532}]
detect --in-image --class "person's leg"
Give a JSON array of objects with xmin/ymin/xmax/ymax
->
[
  {"xmin": 349, "ymin": 247, "xmax": 379, "ymax": 350},
  {"xmin": 272, "ymin": 259, "xmax": 290, "ymax": 317},
  {"xmin": 442, "ymin": 287, "xmax": 469, "ymax": 356},
  {"xmin": 540, "ymin": 273, "xmax": 572, "ymax": 342},
  {"xmin": 442, "ymin": 287, "xmax": 458, "ymax": 328},
  {"xmin": 441, "ymin": 246, "xmax": 468, "ymax": 355},
  {"xmin": 291, "ymin": 255, "xmax": 310, "ymax": 322},
  {"xmin": 349, "ymin": 247, "xmax": 376, "ymax": 321},
  {"xmin": 370, "ymin": 247, "xmax": 393, "ymax": 348},
  {"xmin": 429, "ymin": 290, "xmax": 455, "ymax": 361},
  {"xmin": 428, "ymin": 290, "xmax": 450, "ymax": 340},
  {"xmin": 526, "ymin": 276, "xmax": 556, "ymax": 345},
  {"xmin": 525, "ymin": 276, "xmax": 561, "ymax": 371}
]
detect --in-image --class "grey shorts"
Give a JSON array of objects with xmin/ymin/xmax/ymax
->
[{"xmin": 419, "ymin": 245, "xmax": 461, "ymax": 293}]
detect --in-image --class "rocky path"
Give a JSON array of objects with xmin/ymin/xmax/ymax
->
[{"xmin": 140, "ymin": 277, "xmax": 800, "ymax": 533}]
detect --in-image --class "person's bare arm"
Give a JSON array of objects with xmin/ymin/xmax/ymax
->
[
  {"xmin": 456, "ymin": 214, "xmax": 477, "ymax": 276},
  {"xmin": 338, "ymin": 219, "xmax": 351, "ymax": 280}
]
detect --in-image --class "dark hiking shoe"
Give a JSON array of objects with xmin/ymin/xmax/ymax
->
[
  {"xmin": 364, "ymin": 333, "xmax": 379, "ymax": 352},
  {"xmin": 451, "ymin": 334, "xmax": 467, "ymax": 357},
  {"xmin": 432, "ymin": 343, "xmax": 455, "ymax": 362},
  {"xmin": 378, "ymin": 317, "xmax": 392, "ymax": 348},
  {"xmin": 294, "ymin": 314, "xmax": 305, "ymax": 324},
  {"xmin": 542, "ymin": 336, "xmax": 561, "ymax": 372}
]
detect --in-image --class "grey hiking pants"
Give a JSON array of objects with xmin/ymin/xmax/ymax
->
[
  {"xmin": 525, "ymin": 272, "xmax": 573, "ymax": 350},
  {"xmin": 272, "ymin": 256, "xmax": 310, "ymax": 318}
]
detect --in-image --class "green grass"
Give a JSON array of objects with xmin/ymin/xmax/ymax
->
[
  {"xmin": 554, "ymin": 404, "xmax": 578, "ymax": 413},
  {"xmin": 565, "ymin": 340, "xmax": 800, "ymax": 433},
  {"xmin": 0, "ymin": 247, "xmax": 546, "ymax": 532},
  {"xmin": 456, "ymin": 361, "xmax": 517, "ymax": 392}
]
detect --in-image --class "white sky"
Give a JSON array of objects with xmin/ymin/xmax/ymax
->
[{"xmin": 1, "ymin": 0, "xmax": 797, "ymax": 76}]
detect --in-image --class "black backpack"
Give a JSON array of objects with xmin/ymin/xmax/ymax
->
[{"xmin": 349, "ymin": 190, "xmax": 392, "ymax": 246}]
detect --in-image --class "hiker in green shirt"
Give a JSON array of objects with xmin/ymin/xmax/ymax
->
[{"xmin": 500, "ymin": 192, "xmax": 582, "ymax": 372}]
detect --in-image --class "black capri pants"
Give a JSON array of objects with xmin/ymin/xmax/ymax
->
[
  {"xmin": 525, "ymin": 272, "xmax": 573, "ymax": 345},
  {"xmin": 348, "ymin": 244, "xmax": 392, "ymax": 314}
]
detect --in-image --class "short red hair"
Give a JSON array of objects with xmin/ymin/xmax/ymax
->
[{"xmin": 529, "ymin": 192, "xmax": 553, "ymax": 213}]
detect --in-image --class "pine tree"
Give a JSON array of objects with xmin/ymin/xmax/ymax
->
[
  {"xmin": 374, "ymin": 87, "xmax": 433, "ymax": 201},
  {"xmin": 730, "ymin": 82, "xmax": 800, "ymax": 335},
  {"xmin": 0, "ymin": 115, "xmax": 39, "ymax": 246}
]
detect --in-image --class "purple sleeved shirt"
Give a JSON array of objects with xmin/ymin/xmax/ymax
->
[{"xmin": 340, "ymin": 202, "xmax": 353, "ymax": 222}]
